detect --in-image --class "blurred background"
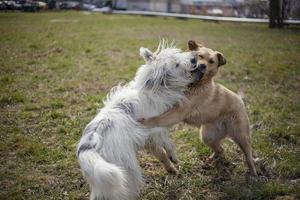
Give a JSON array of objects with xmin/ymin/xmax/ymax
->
[{"xmin": 1, "ymin": 0, "xmax": 300, "ymax": 22}]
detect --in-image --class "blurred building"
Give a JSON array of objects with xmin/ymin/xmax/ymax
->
[
  {"xmin": 114, "ymin": 0, "xmax": 248, "ymax": 16},
  {"xmin": 101, "ymin": 1, "xmax": 299, "ymax": 19},
  {"xmin": 116, "ymin": 0, "xmax": 181, "ymax": 12},
  {"xmin": 97, "ymin": 0, "xmax": 300, "ymax": 19},
  {"xmin": 182, "ymin": 0, "xmax": 234, "ymax": 16},
  {"xmin": 243, "ymin": 0, "xmax": 268, "ymax": 18}
]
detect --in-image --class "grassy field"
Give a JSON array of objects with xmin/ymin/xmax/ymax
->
[{"xmin": 0, "ymin": 11, "xmax": 299, "ymax": 200}]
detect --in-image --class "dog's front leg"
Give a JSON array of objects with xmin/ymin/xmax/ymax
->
[{"xmin": 140, "ymin": 104, "xmax": 190, "ymax": 127}]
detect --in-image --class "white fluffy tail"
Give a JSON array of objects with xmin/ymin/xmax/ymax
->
[{"xmin": 78, "ymin": 150, "xmax": 127, "ymax": 200}]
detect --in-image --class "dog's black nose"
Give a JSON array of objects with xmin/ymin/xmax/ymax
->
[
  {"xmin": 190, "ymin": 58, "xmax": 196, "ymax": 64},
  {"xmin": 198, "ymin": 64, "xmax": 206, "ymax": 71}
]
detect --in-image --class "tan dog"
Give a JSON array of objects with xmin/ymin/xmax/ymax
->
[{"xmin": 140, "ymin": 40, "xmax": 257, "ymax": 176}]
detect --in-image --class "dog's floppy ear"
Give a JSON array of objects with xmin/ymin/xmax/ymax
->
[
  {"xmin": 188, "ymin": 40, "xmax": 203, "ymax": 51},
  {"xmin": 140, "ymin": 47, "xmax": 154, "ymax": 62},
  {"xmin": 216, "ymin": 52, "xmax": 226, "ymax": 67}
]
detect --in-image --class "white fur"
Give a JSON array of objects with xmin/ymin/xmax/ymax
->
[{"xmin": 77, "ymin": 43, "xmax": 197, "ymax": 200}]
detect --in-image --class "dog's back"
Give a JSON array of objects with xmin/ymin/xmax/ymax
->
[{"xmin": 185, "ymin": 82, "xmax": 246, "ymax": 125}]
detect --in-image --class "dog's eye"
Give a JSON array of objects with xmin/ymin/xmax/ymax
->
[
  {"xmin": 175, "ymin": 63, "xmax": 179, "ymax": 68},
  {"xmin": 199, "ymin": 55, "xmax": 204, "ymax": 59},
  {"xmin": 209, "ymin": 59, "xmax": 214, "ymax": 64}
]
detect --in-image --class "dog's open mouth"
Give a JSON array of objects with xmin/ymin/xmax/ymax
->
[{"xmin": 191, "ymin": 67, "xmax": 204, "ymax": 82}]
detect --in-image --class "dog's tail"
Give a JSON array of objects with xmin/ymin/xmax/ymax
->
[
  {"xmin": 77, "ymin": 121, "xmax": 127, "ymax": 199},
  {"xmin": 78, "ymin": 150, "xmax": 127, "ymax": 199}
]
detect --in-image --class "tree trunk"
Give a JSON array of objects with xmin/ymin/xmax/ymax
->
[{"xmin": 269, "ymin": 0, "xmax": 283, "ymax": 28}]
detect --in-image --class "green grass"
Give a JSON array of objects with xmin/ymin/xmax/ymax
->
[{"xmin": 0, "ymin": 11, "xmax": 299, "ymax": 199}]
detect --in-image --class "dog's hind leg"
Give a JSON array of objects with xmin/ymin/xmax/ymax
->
[
  {"xmin": 147, "ymin": 143, "xmax": 178, "ymax": 175},
  {"xmin": 161, "ymin": 133, "xmax": 178, "ymax": 164},
  {"xmin": 230, "ymin": 125, "xmax": 257, "ymax": 176},
  {"xmin": 232, "ymin": 133, "xmax": 257, "ymax": 176},
  {"xmin": 229, "ymin": 115, "xmax": 257, "ymax": 176}
]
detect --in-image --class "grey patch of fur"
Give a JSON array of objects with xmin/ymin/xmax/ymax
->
[
  {"xmin": 145, "ymin": 79, "xmax": 154, "ymax": 89},
  {"xmin": 115, "ymin": 102, "xmax": 135, "ymax": 117},
  {"xmin": 77, "ymin": 119, "xmax": 113, "ymax": 156},
  {"xmin": 77, "ymin": 142, "xmax": 97, "ymax": 156},
  {"xmin": 94, "ymin": 197, "xmax": 111, "ymax": 200},
  {"xmin": 84, "ymin": 118, "xmax": 113, "ymax": 134}
]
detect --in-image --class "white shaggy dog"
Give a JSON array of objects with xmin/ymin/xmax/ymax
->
[{"xmin": 77, "ymin": 43, "xmax": 198, "ymax": 200}]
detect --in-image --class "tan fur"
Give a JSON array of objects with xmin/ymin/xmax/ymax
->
[{"xmin": 141, "ymin": 41, "xmax": 257, "ymax": 176}]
